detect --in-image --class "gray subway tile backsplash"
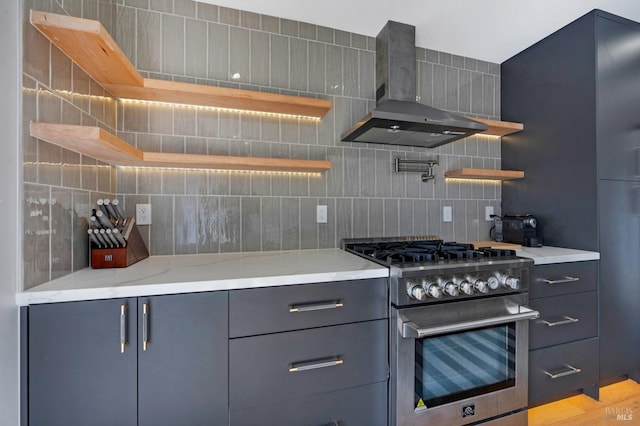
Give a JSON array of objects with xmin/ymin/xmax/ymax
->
[{"xmin": 22, "ymin": 0, "xmax": 504, "ymax": 289}]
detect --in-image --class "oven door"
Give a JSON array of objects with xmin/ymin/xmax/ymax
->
[{"xmin": 391, "ymin": 294, "xmax": 539, "ymax": 426}]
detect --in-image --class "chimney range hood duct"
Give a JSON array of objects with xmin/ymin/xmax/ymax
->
[{"xmin": 341, "ymin": 21, "xmax": 487, "ymax": 148}]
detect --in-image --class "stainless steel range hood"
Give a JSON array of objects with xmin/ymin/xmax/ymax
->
[{"xmin": 341, "ymin": 21, "xmax": 487, "ymax": 148}]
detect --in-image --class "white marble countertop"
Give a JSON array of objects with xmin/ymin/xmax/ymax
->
[
  {"xmin": 515, "ymin": 246, "xmax": 600, "ymax": 265},
  {"xmin": 16, "ymin": 249, "xmax": 389, "ymax": 306}
]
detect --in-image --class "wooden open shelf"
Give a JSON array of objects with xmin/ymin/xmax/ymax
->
[
  {"xmin": 444, "ymin": 168, "xmax": 524, "ymax": 181},
  {"xmin": 465, "ymin": 117, "xmax": 524, "ymax": 137},
  {"xmin": 30, "ymin": 122, "xmax": 332, "ymax": 173},
  {"xmin": 30, "ymin": 10, "xmax": 332, "ymax": 119}
]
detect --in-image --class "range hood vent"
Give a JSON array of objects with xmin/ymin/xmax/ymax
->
[{"xmin": 341, "ymin": 21, "xmax": 487, "ymax": 148}]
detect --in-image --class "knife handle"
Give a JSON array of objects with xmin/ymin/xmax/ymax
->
[
  {"xmin": 112, "ymin": 228, "xmax": 127, "ymax": 247},
  {"xmin": 112, "ymin": 199, "xmax": 127, "ymax": 221},
  {"xmin": 87, "ymin": 229, "xmax": 102, "ymax": 248},
  {"xmin": 105, "ymin": 229, "xmax": 120, "ymax": 247},
  {"xmin": 96, "ymin": 210, "xmax": 114, "ymax": 229},
  {"xmin": 94, "ymin": 229, "xmax": 109, "ymax": 247}
]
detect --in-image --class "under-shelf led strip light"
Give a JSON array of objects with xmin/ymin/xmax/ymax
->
[{"xmin": 119, "ymin": 98, "xmax": 323, "ymax": 122}]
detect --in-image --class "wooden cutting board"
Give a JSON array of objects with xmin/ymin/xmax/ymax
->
[{"xmin": 469, "ymin": 241, "xmax": 522, "ymax": 249}]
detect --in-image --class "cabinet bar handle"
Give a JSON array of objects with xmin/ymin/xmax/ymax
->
[
  {"xmin": 142, "ymin": 303, "xmax": 149, "ymax": 351},
  {"xmin": 289, "ymin": 357, "xmax": 344, "ymax": 372},
  {"xmin": 544, "ymin": 365, "xmax": 582, "ymax": 379},
  {"xmin": 541, "ymin": 276, "xmax": 580, "ymax": 285},
  {"xmin": 289, "ymin": 301, "xmax": 344, "ymax": 313},
  {"xmin": 542, "ymin": 316, "xmax": 579, "ymax": 327},
  {"xmin": 120, "ymin": 304, "xmax": 127, "ymax": 353}
]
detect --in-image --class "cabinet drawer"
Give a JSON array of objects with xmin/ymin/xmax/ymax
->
[
  {"xmin": 229, "ymin": 319, "xmax": 388, "ymax": 409},
  {"xmin": 529, "ymin": 261, "xmax": 597, "ymax": 299},
  {"xmin": 529, "ymin": 338, "xmax": 599, "ymax": 406},
  {"xmin": 229, "ymin": 381, "xmax": 387, "ymax": 426},
  {"xmin": 229, "ymin": 278, "xmax": 387, "ymax": 337},
  {"xmin": 529, "ymin": 291, "xmax": 597, "ymax": 350}
]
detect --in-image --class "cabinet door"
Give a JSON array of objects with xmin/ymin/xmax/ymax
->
[
  {"xmin": 598, "ymin": 180, "xmax": 640, "ymax": 380},
  {"xmin": 137, "ymin": 292, "xmax": 228, "ymax": 426},
  {"xmin": 28, "ymin": 298, "xmax": 137, "ymax": 426},
  {"xmin": 597, "ymin": 16, "xmax": 640, "ymax": 181}
]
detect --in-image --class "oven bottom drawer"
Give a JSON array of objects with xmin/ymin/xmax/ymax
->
[
  {"xmin": 229, "ymin": 319, "xmax": 388, "ymax": 409},
  {"xmin": 229, "ymin": 381, "xmax": 387, "ymax": 426},
  {"xmin": 529, "ymin": 337, "xmax": 599, "ymax": 406}
]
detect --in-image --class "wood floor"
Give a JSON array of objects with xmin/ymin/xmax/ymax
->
[{"xmin": 528, "ymin": 380, "xmax": 640, "ymax": 425}]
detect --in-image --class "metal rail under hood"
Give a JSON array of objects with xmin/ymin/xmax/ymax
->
[{"xmin": 342, "ymin": 21, "xmax": 487, "ymax": 148}]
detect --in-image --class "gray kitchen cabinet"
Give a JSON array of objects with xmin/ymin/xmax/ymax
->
[
  {"xmin": 229, "ymin": 320, "xmax": 388, "ymax": 407},
  {"xmin": 28, "ymin": 298, "xmax": 138, "ymax": 426},
  {"xmin": 228, "ymin": 278, "xmax": 389, "ymax": 425},
  {"xmin": 502, "ymin": 9, "xmax": 640, "ymax": 386},
  {"xmin": 529, "ymin": 338, "xmax": 599, "ymax": 406},
  {"xmin": 230, "ymin": 381, "xmax": 388, "ymax": 426},
  {"xmin": 137, "ymin": 292, "xmax": 228, "ymax": 426},
  {"xmin": 529, "ymin": 291, "xmax": 597, "ymax": 350},
  {"xmin": 597, "ymin": 180, "xmax": 640, "ymax": 380},
  {"xmin": 527, "ymin": 262, "xmax": 599, "ymax": 406},
  {"xmin": 229, "ymin": 278, "xmax": 387, "ymax": 337},
  {"xmin": 27, "ymin": 292, "xmax": 228, "ymax": 426}
]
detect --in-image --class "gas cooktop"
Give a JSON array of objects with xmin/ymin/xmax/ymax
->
[{"xmin": 343, "ymin": 237, "xmax": 517, "ymax": 267}]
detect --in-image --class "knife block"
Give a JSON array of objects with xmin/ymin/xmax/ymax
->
[{"xmin": 90, "ymin": 223, "xmax": 149, "ymax": 269}]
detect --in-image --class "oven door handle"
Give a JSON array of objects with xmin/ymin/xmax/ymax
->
[{"xmin": 402, "ymin": 306, "xmax": 540, "ymax": 338}]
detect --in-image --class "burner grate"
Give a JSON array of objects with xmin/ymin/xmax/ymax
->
[{"xmin": 344, "ymin": 237, "xmax": 517, "ymax": 266}]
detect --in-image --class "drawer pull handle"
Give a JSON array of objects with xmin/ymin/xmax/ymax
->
[
  {"xmin": 544, "ymin": 365, "xmax": 582, "ymax": 379},
  {"xmin": 119, "ymin": 304, "xmax": 128, "ymax": 353},
  {"xmin": 541, "ymin": 276, "xmax": 580, "ymax": 285},
  {"xmin": 289, "ymin": 357, "xmax": 344, "ymax": 372},
  {"xmin": 289, "ymin": 301, "xmax": 344, "ymax": 313},
  {"xmin": 142, "ymin": 303, "xmax": 149, "ymax": 351},
  {"xmin": 542, "ymin": 316, "xmax": 579, "ymax": 327}
]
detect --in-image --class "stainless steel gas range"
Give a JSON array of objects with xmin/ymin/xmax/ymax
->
[{"xmin": 343, "ymin": 237, "xmax": 539, "ymax": 426}]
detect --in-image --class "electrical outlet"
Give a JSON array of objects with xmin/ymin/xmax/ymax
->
[
  {"xmin": 136, "ymin": 204, "xmax": 152, "ymax": 225},
  {"xmin": 485, "ymin": 206, "xmax": 495, "ymax": 221},
  {"xmin": 317, "ymin": 205, "xmax": 328, "ymax": 224},
  {"xmin": 443, "ymin": 206, "xmax": 452, "ymax": 223}
]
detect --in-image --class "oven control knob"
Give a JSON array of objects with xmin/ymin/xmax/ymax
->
[
  {"xmin": 423, "ymin": 282, "xmax": 442, "ymax": 299},
  {"xmin": 487, "ymin": 276, "xmax": 500, "ymax": 290},
  {"xmin": 406, "ymin": 281, "xmax": 427, "ymax": 301},
  {"xmin": 473, "ymin": 278, "xmax": 489, "ymax": 294},
  {"xmin": 502, "ymin": 275, "xmax": 520, "ymax": 290},
  {"xmin": 443, "ymin": 281, "xmax": 459, "ymax": 297},
  {"xmin": 458, "ymin": 279, "xmax": 473, "ymax": 295}
]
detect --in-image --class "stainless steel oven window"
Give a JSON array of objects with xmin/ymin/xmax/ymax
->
[{"xmin": 414, "ymin": 323, "xmax": 517, "ymax": 409}]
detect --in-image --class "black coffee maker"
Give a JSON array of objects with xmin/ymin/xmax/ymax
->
[{"xmin": 494, "ymin": 214, "xmax": 542, "ymax": 247}]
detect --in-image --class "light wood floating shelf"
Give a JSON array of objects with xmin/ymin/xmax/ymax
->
[
  {"xmin": 466, "ymin": 117, "xmax": 524, "ymax": 136},
  {"xmin": 444, "ymin": 168, "xmax": 524, "ymax": 180},
  {"xmin": 30, "ymin": 10, "xmax": 332, "ymax": 119},
  {"xmin": 30, "ymin": 123, "xmax": 332, "ymax": 173}
]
